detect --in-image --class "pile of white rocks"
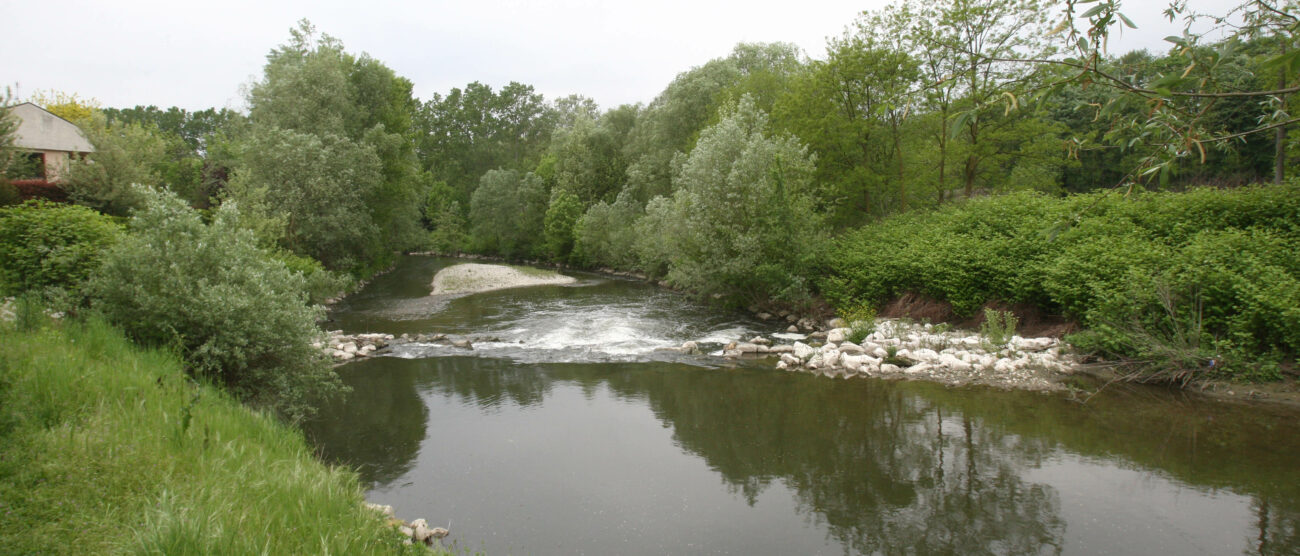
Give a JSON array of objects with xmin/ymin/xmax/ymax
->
[
  {"xmin": 708, "ymin": 319, "xmax": 1074, "ymax": 391},
  {"xmin": 364, "ymin": 503, "xmax": 449, "ymax": 547},
  {"xmin": 316, "ymin": 331, "xmax": 396, "ymax": 361},
  {"xmin": 317, "ymin": 331, "xmax": 478, "ymax": 361}
]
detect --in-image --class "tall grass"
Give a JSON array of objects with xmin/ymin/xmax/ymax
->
[{"xmin": 0, "ymin": 316, "xmax": 433, "ymax": 554}]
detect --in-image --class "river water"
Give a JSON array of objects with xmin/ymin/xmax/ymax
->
[{"xmin": 305, "ymin": 255, "xmax": 1300, "ymax": 555}]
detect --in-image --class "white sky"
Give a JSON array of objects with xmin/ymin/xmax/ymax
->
[{"xmin": 0, "ymin": 0, "xmax": 1245, "ymax": 112}]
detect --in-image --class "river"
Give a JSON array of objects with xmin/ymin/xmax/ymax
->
[{"xmin": 304, "ymin": 255, "xmax": 1300, "ymax": 555}]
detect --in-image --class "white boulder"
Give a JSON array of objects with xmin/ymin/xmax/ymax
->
[{"xmin": 792, "ymin": 342, "xmax": 815, "ymax": 361}]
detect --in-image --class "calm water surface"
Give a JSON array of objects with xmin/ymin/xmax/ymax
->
[{"xmin": 305, "ymin": 255, "xmax": 1300, "ymax": 555}]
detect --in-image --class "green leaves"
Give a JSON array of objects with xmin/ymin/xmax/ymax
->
[
  {"xmin": 0, "ymin": 200, "xmax": 121, "ymax": 297},
  {"xmin": 638, "ymin": 95, "xmax": 823, "ymax": 304},
  {"xmin": 88, "ymin": 188, "xmax": 341, "ymax": 422}
]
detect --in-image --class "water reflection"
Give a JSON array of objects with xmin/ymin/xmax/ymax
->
[{"xmin": 305, "ymin": 256, "xmax": 1300, "ymax": 555}]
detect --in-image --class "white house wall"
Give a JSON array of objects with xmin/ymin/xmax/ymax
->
[{"xmin": 9, "ymin": 103, "xmax": 95, "ymax": 153}]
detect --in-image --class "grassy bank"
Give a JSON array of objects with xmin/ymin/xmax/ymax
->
[
  {"xmin": 0, "ymin": 316, "xmax": 430, "ymax": 554},
  {"xmin": 821, "ymin": 184, "xmax": 1300, "ymax": 383}
]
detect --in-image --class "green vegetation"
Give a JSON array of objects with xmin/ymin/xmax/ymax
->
[
  {"xmin": 980, "ymin": 308, "xmax": 1020, "ymax": 351},
  {"xmin": 88, "ymin": 188, "xmax": 343, "ymax": 422},
  {"xmin": 840, "ymin": 302, "xmax": 878, "ymax": 345},
  {"xmin": 0, "ymin": 200, "xmax": 120, "ymax": 298},
  {"xmin": 0, "ymin": 0, "xmax": 1296, "ymax": 550},
  {"xmin": 637, "ymin": 96, "xmax": 822, "ymax": 305},
  {"xmin": 822, "ymin": 186, "xmax": 1300, "ymax": 381},
  {"xmin": 0, "ymin": 316, "xmax": 427, "ymax": 554}
]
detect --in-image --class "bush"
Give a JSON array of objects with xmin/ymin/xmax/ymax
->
[
  {"xmin": 839, "ymin": 302, "xmax": 877, "ymax": 344},
  {"xmin": 980, "ymin": 308, "xmax": 1019, "ymax": 350},
  {"xmin": 271, "ymin": 249, "xmax": 352, "ymax": 305},
  {"xmin": 0, "ymin": 200, "xmax": 121, "ymax": 297},
  {"xmin": 88, "ymin": 188, "xmax": 342, "ymax": 421},
  {"xmin": 573, "ymin": 191, "xmax": 642, "ymax": 270},
  {"xmin": 823, "ymin": 184, "xmax": 1300, "ymax": 382},
  {"xmin": 0, "ymin": 181, "xmax": 19, "ymax": 206}
]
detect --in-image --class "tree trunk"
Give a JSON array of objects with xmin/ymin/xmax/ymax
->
[
  {"xmin": 894, "ymin": 120, "xmax": 907, "ymax": 211},
  {"xmin": 1277, "ymin": 42, "xmax": 1288, "ymax": 184},
  {"xmin": 964, "ymin": 116, "xmax": 979, "ymax": 197}
]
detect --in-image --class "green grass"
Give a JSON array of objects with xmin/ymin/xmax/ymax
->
[
  {"xmin": 507, "ymin": 263, "xmax": 562, "ymax": 278},
  {"xmin": 0, "ymin": 316, "xmax": 435, "ymax": 555}
]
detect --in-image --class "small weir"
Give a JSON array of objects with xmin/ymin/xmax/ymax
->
[{"xmin": 305, "ymin": 255, "xmax": 1300, "ymax": 556}]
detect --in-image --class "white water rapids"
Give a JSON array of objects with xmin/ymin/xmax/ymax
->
[{"xmin": 383, "ymin": 289, "xmax": 762, "ymax": 365}]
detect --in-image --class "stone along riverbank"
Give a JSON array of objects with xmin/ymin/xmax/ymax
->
[{"xmin": 316, "ymin": 260, "xmax": 1077, "ymax": 391}]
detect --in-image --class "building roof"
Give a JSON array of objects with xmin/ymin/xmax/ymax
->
[{"xmin": 7, "ymin": 102, "xmax": 95, "ymax": 153}]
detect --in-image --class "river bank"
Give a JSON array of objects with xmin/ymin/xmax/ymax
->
[{"xmin": 0, "ymin": 316, "xmax": 439, "ymax": 554}]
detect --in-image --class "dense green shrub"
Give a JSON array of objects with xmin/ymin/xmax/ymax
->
[
  {"xmin": 543, "ymin": 188, "xmax": 583, "ymax": 261},
  {"xmin": 0, "ymin": 181, "xmax": 19, "ymax": 206},
  {"xmin": 88, "ymin": 188, "xmax": 342, "ymax": 421},
  {"xmin": 822, "ymin": 191, "xmax": 1063, "ymax": 315},
  {"xmin": 271, "ymin": 249, "xmax": 352, "ymax": 304},
  {"xmin": 0, "ymin": 200, "xmax": 121, "ymax": 296},
  {"xmin": 823, "ymin": 184, "xmax": 1300, "ymax": 381}
]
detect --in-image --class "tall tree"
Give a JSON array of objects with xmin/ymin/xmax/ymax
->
[
  {"xmin": 926, "ymin": 0, "xmax": 1052, "ymax": 196},
  {"xmin": 239, "ymin": 19, "xmax": 425, "ymax": 272},
  {"xmin": 638, "ymin": 95, "xmax": 822, "ymax": 305},
  {"xmin": 414, "ymin": 81, "xmax": 554, "ymax": 207}
]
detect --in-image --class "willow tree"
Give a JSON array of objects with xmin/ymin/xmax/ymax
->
[
  {"xmin": 239, "ymin": 19, "xmax": 425, "ymax": 273},
  {"xmin": 639, "ymin": 95, "xmax": 822, "ymax": 305}
]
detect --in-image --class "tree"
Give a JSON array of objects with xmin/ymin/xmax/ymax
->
[
  {"xmin": 927, "ymin": 0, "xmax": 1053, "ymax": 197},
  {"xmin": 543, "ymin": 188, "xmax": 583, "ymax": 261},
  {"xmin": 638, "ymin": 96, "xmax": 822, "ymax": 305},
  {"xmin": 551, "ymin": 114, "xmax": 628, "ymax": 205},
  {"xmin": 573, "ymin": 189, "xmax": 642, "ymax": 269},
  {"xmin": 0, "ymin": 88, "xmax": 21, "ymax": 204},
  {"xmin": 26, "ymin": 90, "xmax": 100, "ymax": 124},
  {"xmin": 775, "ymin": 23, "xmax": 920, "ymax": 223},
  {"xmin": 61, "ymin": 112, "xmax": 170, "ymax": 216},
  {"xmin": 226, "ymin": 126, "xmax": 383, "ymax": 272},
  {"xmin": 414, "ymin": 81, "xmax": 555, "ymax": 207},
  {"xmin": 243, "ymin": 19, "xmax": 426, "ymax": 271},
  {"xmin": 1043, "ymin": 0, "xmax": 1300, "ymax": 187},
  {"xmin": 623, "ymin": 43, "xmax": 804, "ymax": 203},
  {"xmin": 468, "ymin": 169, "xmax": 547, "ymax": 258}
]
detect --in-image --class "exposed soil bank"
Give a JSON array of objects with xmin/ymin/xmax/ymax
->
[{"xmin": 877, "ymin": 292, "xmax": 1078, "ymax": 338}]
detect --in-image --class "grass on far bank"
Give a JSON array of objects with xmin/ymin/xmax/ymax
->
[{"xmin": 0, "ymin": 315, "xmax": 435, "ymax": 555}]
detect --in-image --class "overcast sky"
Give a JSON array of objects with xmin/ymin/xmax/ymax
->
[{"xmin": 1, "ymin": 0, "xmax": 1243, "ymax": 113}]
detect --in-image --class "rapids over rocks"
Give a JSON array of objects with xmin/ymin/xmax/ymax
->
[{"xmin": 304, "ymin": 255, "xmax": 1300, "ymax": 556}]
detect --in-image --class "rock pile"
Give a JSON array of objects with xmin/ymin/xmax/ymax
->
[
  {"xmin": 316, "ymin": 331, "xmax": 396, "ymax": 361},
  {"xmin": 317, "ymin": 331, "xmax": 481, "ymax": 361},
  {"xmin": 364, "ymin": 503, "xmax": 450, "ymax": 548},
  {"xmin": 690, "ymin": 319, "xmax": 1073, "ymax": 391}
]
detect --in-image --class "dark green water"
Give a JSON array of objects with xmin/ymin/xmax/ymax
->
[{"xmin": 305, "ymin": 255, "xmax": 1300, "ymax": 555}]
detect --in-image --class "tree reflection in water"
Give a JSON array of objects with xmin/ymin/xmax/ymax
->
[{"xmin": 306, "ymin": 356, "xmax": 1298, "ymax": 555}]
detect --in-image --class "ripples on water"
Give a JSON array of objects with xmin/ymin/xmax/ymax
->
[{"xmin": 307, "ymin": 256, "xmax": 1300, "ymax": 556}]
